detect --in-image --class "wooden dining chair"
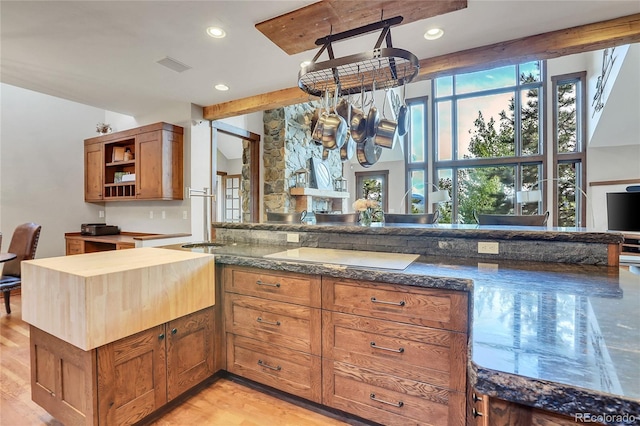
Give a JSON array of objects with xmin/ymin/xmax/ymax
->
[
  {"xmin": 474, "ymin": 211, "xmax": 549, "ymax": 226},
  {"xmin": 0, "ymin": 222, "xmax": 42, "ymax": 314}
]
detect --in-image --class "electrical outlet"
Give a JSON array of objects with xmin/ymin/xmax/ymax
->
[
  {"xmin": 478, "ymin": 241, "xmax": 499, "ymax": 254},
  {"xmin": 182, "ymin": 211, "xmax": 188, "ymax": 220},
  {"xmin": 98, "ymin": 210, "xmax": 104, "ymax": 218},
  {"xmin": 161, "ymin": 211, "xmax": 166, "ymax": 219},
  {"xmin": 286, "ymin": 233, "xmax": 300, "ymax": 243},
  {"xmin": 149, "ymin": 211, "xmax": 154, "ymax": 219}
]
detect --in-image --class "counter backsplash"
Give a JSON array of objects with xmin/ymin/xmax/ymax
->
[{"xmin": 212, "ymin": 223, "xmax": 623, "ymax": 266}]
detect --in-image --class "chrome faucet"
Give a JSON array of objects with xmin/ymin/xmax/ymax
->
[{"xmin": 187, "ymin": 187, "xmax": 216, "ymax": 243}]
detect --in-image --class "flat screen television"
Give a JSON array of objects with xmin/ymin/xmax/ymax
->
[{"xmin": 606, "ymin": 192, "xmax": 640, "ymax": 232}]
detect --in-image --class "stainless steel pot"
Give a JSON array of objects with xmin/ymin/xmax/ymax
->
[
  {"xmin": 356, "ymin": 137, "xmax": 382, "ymax": 167},
  {"xmin": 373, "ymin": 118, "xmax": 397, "ymax": 149},
  {"xmin": 350, "ymin": 109, "xmax": 367, "ymax": 143},
  {"xmin": 266, "ymin": 210, "xmax": 307, "ymax": 223}
]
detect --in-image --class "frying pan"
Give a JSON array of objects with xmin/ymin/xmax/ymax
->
[{"xmin": 340, "ymin": 101, "xmax": 356, "ymax": 161}]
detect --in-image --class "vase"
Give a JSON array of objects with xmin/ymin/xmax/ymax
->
[{"xmin": 360, "ymin": 209, "xmax": 372, "ymax": 226}]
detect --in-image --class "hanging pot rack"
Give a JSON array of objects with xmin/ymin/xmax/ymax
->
[{"xmin": 298, "ymin": 16, "xmax": 420, "ymax": 98}]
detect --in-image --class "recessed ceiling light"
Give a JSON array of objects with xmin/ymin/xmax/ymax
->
[
  {"xmin": 206, "ymin": 27, "xmax": 226, "ymax": 38},
  {"xmin": 424, "ymin": 28, "xmax": 444, "ymax": 40},
  {"xmin": 300, "ymin": 60, "xmax": 311, "ymax": 68},
  {"xmin": 214, "ymin": 84, "xmax": 229, "ymax": 91}
]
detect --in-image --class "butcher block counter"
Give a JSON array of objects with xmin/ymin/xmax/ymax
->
[
  {"xmin": 20, "ymin": 247, "xmax": 217, "ymax": 426},
  {"xmin": 22, "ymin": 247, "xmax": 215, "ymax": 350}
]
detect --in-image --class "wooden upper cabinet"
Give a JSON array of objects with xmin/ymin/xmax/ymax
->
[
  {"xmin": 84, "ymin": 141, "xmax": 103, "ymax": 202},
  {"xmin": 84, "ymin": 122, "xmax": 183, "ymax": 202}
]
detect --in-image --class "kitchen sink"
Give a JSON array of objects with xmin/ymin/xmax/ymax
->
[{"xmin": 181, "ymin": 242, "xmax": 227, "ymax": 249}]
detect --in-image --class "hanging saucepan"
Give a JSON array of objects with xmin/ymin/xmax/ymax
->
[
  {"xmin": 311, "ymin": 90, "xmax": 329, "ymax": 145},
  {"xmin": 397, "ymin": 82, "xmax": 409, "ymax": 137},
  {"xmin": 340, "ymin": 100, "xmax": 355, "ymax": 161},
  {"xmin": 366, "ymin": 81, "xmax": 380, "ymax": 139},
  {"xmin": 356, "ymin": 137, "xmax": 382, "ymax": 168},
  {"xmin": 321, "ymin": 86, "xmax": 347, "ymax": 150},
  {"xmin": 350, "ymin": 81, "xmax": 367, "ymax": 144},
  {"xmin": 373, "ymin": 89, "xmax": 398, "ymax": 149}
]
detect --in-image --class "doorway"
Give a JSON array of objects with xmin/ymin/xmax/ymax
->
[{"xmin": 212, "ymin": 121, "xmax": 260, "ymax": 222}]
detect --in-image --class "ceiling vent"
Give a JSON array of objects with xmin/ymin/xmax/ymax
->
[{"xmin": 156, "ymin": 56, "xmax": 192, "ymax": 73}]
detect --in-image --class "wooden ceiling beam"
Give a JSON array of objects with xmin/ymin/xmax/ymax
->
[
  {"xmin": 255, "ymin": 0, "xmax": 468, "ymax": 55},
  {"xmin": 203, "ymin": 13, "xmax": 640, "ymax": 121}
]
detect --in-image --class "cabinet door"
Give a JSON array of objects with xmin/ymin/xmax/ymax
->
[
  {"xmin": 97, "ymin": 325, "xmax": 167, "ymax": 426},
  {"xmin": 166, "ymin": 307, "xmax": 215, "ymax": 400},
  {"xmin": 136, "ymin": 130, "xmax": 163, "ymax": 199},
  {"xmin": 85, "ymin": 142, "xmax": 103, "ymax": 201}
]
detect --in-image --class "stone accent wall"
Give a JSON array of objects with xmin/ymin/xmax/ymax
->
[{"xmin": 263, "ymin": 102, "xmax": 343, "ymax": 214}]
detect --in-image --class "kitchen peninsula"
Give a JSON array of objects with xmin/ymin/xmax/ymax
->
[{"xmin": 20, "ymin": 223, "xmax": 638, "ymax": 425}]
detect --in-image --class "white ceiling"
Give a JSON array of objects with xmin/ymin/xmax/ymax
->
[{"xmin": 2, "ymin": 0, "xmax": 639, "ymax": 119}]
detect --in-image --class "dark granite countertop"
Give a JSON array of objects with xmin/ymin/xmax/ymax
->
[
  {"xmin": 163, "ymin": 241, "xmax": 639, "ymax": 423},
  {"xmin": 213, "ymin": 221, "xmax": 625, "ymax": 244}
]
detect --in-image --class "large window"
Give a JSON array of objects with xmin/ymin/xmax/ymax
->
[
  {"xmin": 552, "ymin": 72, "xmax": 587, "ymax": 227},
  {"xmin": 433, "ymin": 62, "xmax": 545, "ymax": 224},
  {"xmin": 405, "ymin": 97, "xmax": 428, "ymax": 213}
]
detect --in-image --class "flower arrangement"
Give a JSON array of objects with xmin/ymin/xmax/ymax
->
[
  {"xmin": 352, "ymin": 198, "xmax": 379, "ymax": 226},
  {"xmin": 96, "ymin": 123, "xmax": 112, "ymax": 135}
]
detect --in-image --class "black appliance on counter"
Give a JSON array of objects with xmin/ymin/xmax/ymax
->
[{"xmin": 81, "ymin": 223, "xmax": 120, "ymax": 236}]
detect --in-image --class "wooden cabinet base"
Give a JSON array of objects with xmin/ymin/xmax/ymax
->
[
  {"xmin": 30, "ymin": 326, "xmax": 98, "ymax": 426},
  {"xmin": 29, "ymin": 307, "xmax": 215, "ymax": 426}
]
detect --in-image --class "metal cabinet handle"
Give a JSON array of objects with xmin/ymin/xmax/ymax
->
[
  {"xmin": 171, "ymin": 328, "xmax": 177, "ymax": 335},
  {"xmin": 257, "ymin": 317, "xmax": 281, "ymax": 326},
  {"xmin": 256, "ymin": 280, "xmax": 280, "ymax": 288},
  {"xmin": 370, "ymin": 341, "xmax": 404, "ymax": 353},
  {"xmin": 158, "ymin": 333, "xmax": 165, "ymax": 340},
  {"xmin": 472, "ymin": 393, "xmax": 483, "ymax": 403},
  {"xmin": 371, "ymin": 297, "xmax": 405, "ymax": 306},
  {"xmin": 369, "ymin": 393, "xmax": 403, "ymax": 408},
  {"xmin": 257, "ymin": 359, "xmax": 281, "ymax": 371},
  {"xmin": 472, "ymin": 408, "xmax": 483, "ymax": 418}
]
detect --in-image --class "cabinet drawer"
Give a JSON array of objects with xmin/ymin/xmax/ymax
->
[
  {"xmin": 323, "ymin": 359, "xmax": 465, "ymax": 426},
  {"xmin": 323, "ymin": 311, "xmax": 467, "ymax": 392},
  {"xmin": 225, "ymin": 293, "xmax": 321, "ymax": 355},
  {"xmin": 227, "ymin": 334, "xmax": 321, "ymax": 403},
  {"xmin": 66, "ymin": 239, "xmax": 83, "ymax": 255},
  {"xmin": 322, "ymin": 277, "xmax": 468, "ymax": 332},
  {"xmin": 224, "ymin": 266, "xmax": 321, "ymax": 307}
]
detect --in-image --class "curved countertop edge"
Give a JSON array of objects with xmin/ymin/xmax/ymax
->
[
  {"xmin": 469, "ymin": 362, "xmax": 640, "ymax": 422},
  {"xmin": 209, "ymin": 250, "xmax": 638, "ymax": 424},
  {"xmin": 213, "ymin": 222, "xmax": 624, "ymax": 244}
]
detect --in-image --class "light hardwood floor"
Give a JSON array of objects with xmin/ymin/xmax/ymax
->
[{"xmin": 0, "ymin": 294, "xmax": 349, "ymax": 426}]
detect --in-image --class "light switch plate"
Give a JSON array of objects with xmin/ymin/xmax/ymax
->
[{"xmin": 287, "ymin": 233, "xmax": 300, "ymax": 243}]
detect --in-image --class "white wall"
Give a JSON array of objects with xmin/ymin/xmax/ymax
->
[{"xmin": 0, "ymin": 83, "xmax": 105, "ymax": 258}]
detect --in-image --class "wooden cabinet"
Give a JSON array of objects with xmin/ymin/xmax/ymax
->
[
  {"xmin": 85, "ymin": 141, "xmax": 104, "ymax": 202},
  {"xmin": 64, "ymin": 232, "xmax": 155, "ymax": 255},
  {"xmin": 477, "ymin": 394, "xmax": 596, "ymax": 425},
  {"xmin": 223, "ymin": 266, "xmax": 322, "ymax": 403},
  {"xmin": 322, "ymin": 277, "xmax": 469, "ymax": 426},
  {"xmin": 84, "ymin": 122, "xmax": 183, "ymax": 202},
  {"xmin": 221, "ymin": 266, "xmax": 471, "ymax": 424},
  {"xmin": 30, "ymin": 307, "xmax": 215, "ymax": 426}
]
